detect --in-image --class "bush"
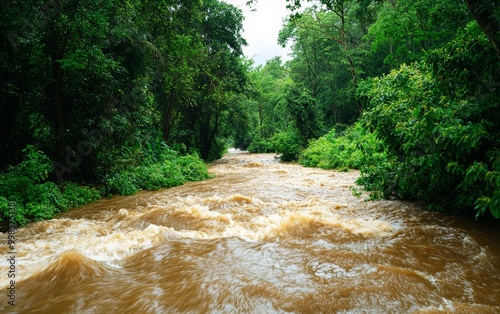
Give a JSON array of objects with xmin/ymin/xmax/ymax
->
[
  {"xmin": 270, "ymin": 130, "xmax": 303, "ymax": 162},
  {"xmin": 0, "ymin": 146, "xmax": 101, "ymax": 229},
  {"xmin": 60, "ymin": 182, "xmax": 102, "ymax": 208},
  {"xmin": 358, "ymin": 25, "xmax": 500, "ymax": 218},
  {"xmin": 105, "ymin": 171, "xmax": 140, "ymax": 195},
  {"xmin": 137, "ymin": 162, "xmax": 185, "ymax": 190},
  {"xmin": 0, "ymin": 143, "xmax": 211, "ymax": 229},
  {"xmin": 247, "ymin": 136, "xmax": 274, "ymax": 153},
  {"xmin": 105, "ymin": 149, "xmax": 211, "ymax": 195},
  {"xmin": 176, "ymin": 154, "xmax": 211, "ymax": 181},
  {"xmin": 300, "ymin": 123, "xmax": 388, "ymax": 170}
]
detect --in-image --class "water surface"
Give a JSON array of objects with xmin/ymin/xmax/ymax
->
[{"xmin": 1, "ymin": 152, "xmax": 499, "ymax": 313}]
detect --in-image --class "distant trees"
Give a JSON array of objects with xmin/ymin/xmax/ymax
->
[{"xmin": 279, "ymin": 5, "xmax": 365, "ymax": 125}]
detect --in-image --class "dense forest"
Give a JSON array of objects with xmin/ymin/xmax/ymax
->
[{"xmin": 1, "ymin": 0, "xmax": 499, "ymax": 228}]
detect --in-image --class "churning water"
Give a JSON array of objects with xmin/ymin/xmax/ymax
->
[{"xmin": 1, "ymin": 152, "xmax": 500, "ymax": 313}]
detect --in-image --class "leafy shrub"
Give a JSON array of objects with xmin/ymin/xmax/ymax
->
[
  {"xmin": 0, "ymin": 143, "xmax": 210, "ymax": 229},
  {"xmin": 0, "ymin": 146, "xmax": 101, "ymax": 229},
  {"xmin": 105, "ymin": 146, "xmax": 210, "ymax": 195},
  {"xmin": 60, "ymin": 182, "xmax": 102, "ymax": 208},
  {"xmin": 358, "ymin": 25, "xmax": 500, "ymax": 218},
  {"xmin": 136, "ymin": 162, "xmax": 185, "ymax": 191},
  {"xmin": 270, "ymin": 130, "xmax": 303, "ymax": 162},
  {"xmin": 300, "ymin": 123, "xmax": 388, "ymax": 170},
  {"xmin": 248, "ymin": 136, "xmax": 274, "ymax": 153},
  {"xmin": 105, "ymin": 171, "xmax": 139, "ymax": 195},
  {"xmin": 176, "ymin": 154, "xmax": 211, "ymax": 181}
]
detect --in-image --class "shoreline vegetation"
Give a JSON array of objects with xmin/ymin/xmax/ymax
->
[
  {"xmin": 0, "ymin": 145, "xmax": 210, "ymax": 232},
  {"xmin": 1, "ymin": 0, "xmax": 499, "ymax": 228}
]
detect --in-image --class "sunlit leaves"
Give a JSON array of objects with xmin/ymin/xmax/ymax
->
[{"xmin": 366, "ymin": 0, "xmax": 469, "ymax": 68}]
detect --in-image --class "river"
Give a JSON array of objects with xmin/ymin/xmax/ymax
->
[{"xmin": 1, "ymin": 151, "xmax": 500, "ymax": 313}]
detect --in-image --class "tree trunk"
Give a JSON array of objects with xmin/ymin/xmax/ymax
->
[
  {"xmin": 204, "ymin": 109, "xmax": 220, "ymax": 160},
  {"xmin": 345, "ymin": 54, "xmax": 363, "ymax": 113},
  {"xmin": 163, "ymin": 90, "xmax": 175, "ymax": 142},
  {"xmin": 51, "ymin": 50, "xmax": 65, "ymax": 156},
  {"xmin": 465, "ymin": 0, "xmax": 500, "ymax": 61}
]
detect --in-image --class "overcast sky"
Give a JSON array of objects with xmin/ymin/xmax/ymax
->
[{"xmin": 224, "ymin": 0, "xmax": 293, "ymax": 66}]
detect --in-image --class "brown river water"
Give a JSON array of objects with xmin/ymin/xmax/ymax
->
[{"xmin": 1, "ymin": 151, "xmax": 500, "ymax": 313}]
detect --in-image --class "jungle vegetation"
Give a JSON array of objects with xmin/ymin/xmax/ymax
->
[{"xmin": 1, "ymin": 0, "xmax": 499, "ymax": 228}]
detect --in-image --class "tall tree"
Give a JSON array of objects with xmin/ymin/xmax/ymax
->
[
  {"xmin": 366, "ymin": 0, "xmax": 470, "ymax": 68},
  {"xmin": 279, "ymin": 7, "xmax": 363, "ymax": 124},
  {"xmin": 465, "ymin": 0, "xmax": 500, "ymax": 60},
  {"xmin": 175, "ymin": 0, "xmax": 248, "ymax": 159}
]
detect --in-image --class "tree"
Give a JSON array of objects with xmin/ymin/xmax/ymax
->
[
  {"xmin": 247, "ymin": 57, "xmax": 290, "ymax": 138},
  {"xmin": 465, "ymin": 0, "xmax": 500, "ymax": 61},
  {"xmin": 284, "ymin": 83, "xmax": 324, "ymax": 144},
  {"xmin": 366, "ymin": 0, "xmax": 470, "ymax": 68},
  {"xmin": 360, "ymin": 21, "xmax": 500, "ymax": 218},
  {"xmin": 174, "ymin": 0, "xmax": 248, "ymax": 160},
  {"xmin": 279, "ymin": 7, "xmax": 364, "ymax": 124},
  {"xmin": 288, "ymin": 2, "xmax": 365, "ymax": 112}
]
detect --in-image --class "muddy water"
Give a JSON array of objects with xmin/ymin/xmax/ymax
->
[{"xmin": 1, "ymin": 152, "xmax": 500, "ymax": 313}]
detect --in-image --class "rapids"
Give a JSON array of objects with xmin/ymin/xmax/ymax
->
[{"xmin": 1, "ymin": 151, "xmax": 500, "ymax": 313}]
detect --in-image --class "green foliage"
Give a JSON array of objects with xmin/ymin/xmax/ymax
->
[
  {"xmin": 135, "ymin": 162, "xmax": 184, "ymax": 191},
  {"xmin": 230, "ymin": 57, "xmax": 293, "ymax": 156},
  {"xmin": 247, "ymin": 136, "xmax": 275, "ymax": 153},
  {"xmin": 279, "ymin": 8, "xmax": 363, "ymax": 126},
  {"xmin": 105, "ymin": 171, "xmax": 140, "ymax": 196},
  {"xmin": 473, "ymin": 152, "xmax": 500, "ymax": 218},
  {"xmin": 168, "ymin": 0, "xmax": 248, "ymax": 161},
  {"xmin": 105, "ymin": 143, "xmax": 210, "ymax": 195},
  {"xmin": 1, "ymin": 0, "xmax": 248, "ymax": 174},
  {"xmin": 248, "ymin": 131, "xmax": 303, "ymax": 160},
  {"xmin": 0, "ymin": 146, "xmax": 101, "ymax": 229},
  {"xmin": 0, "ymin": 142, "xmax": 210, "ymax": 229},
  {"xmin": 358, "ymin": 23, "xmax": 500, "ymax": 218},
  {"xmin": 0, "ymin": 146, "xmax": 51, "ymax": 205},
  {"xmin": 176, "ymin": 154, "xmax": 212, "ymax": 182},
  {"xmin": 248, "ymin": 128, "xmax": 305, "ymax": 162},
  {"xmin": 366, "ymin": 0, "xmax": 469, "ymax": 68},
  {"xmin": 270, "ymin": 130, "xmax": 303, "ymax": 162},
  {"xmin": 300, "ymin": 123, "xmax": 388, "ymax": 170},
  {"xmin": 59, "ymin": 182, "xmax": 102, "ymax": 209},
  {"xmin": 284, "ymin": 83, "xmax": 324, "ymax": 144},
  {"xmin": 229, "ymin": 94, "xmax": 259, "ymax": 150}
]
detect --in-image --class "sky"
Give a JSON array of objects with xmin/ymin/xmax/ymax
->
[{"xmin": 224, "ymin": 0, "xmax": 294, "ymax": 66}]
